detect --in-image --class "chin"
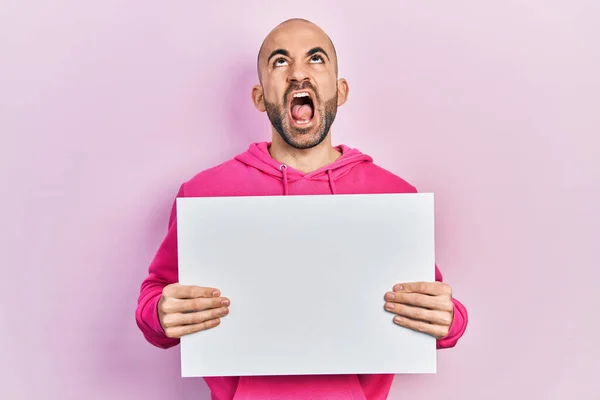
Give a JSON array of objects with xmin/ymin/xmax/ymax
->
[{"xmin": 279, "ymin": 124, "xmax": 328, "ymax": 150}]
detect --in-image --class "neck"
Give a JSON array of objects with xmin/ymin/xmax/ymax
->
[{"xmin": 268, "ymin": 132, "xmax": 341, "ymax": 173}]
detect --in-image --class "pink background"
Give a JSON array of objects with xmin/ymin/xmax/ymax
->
[{"xmin": 1, "ymin": 1, "xmax": 598, "ymax": 399}]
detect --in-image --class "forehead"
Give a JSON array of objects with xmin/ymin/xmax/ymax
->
[{"xmin": 261, "ymin": 23, "xmax": 333, "ymax": 59}]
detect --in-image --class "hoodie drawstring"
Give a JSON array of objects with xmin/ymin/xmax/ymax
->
[
  {"xmin": 280, "ymin": 164, "xmax": 289, "ymax": 195},
  {"xmin": 327, "ymin": 169, "xmax": 336, "ymax": 194},
  {"xmin": 279, "ymin": 164, "xmax": 336, "ymax": 195}
]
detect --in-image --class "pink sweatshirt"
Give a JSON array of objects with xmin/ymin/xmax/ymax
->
[{"xmin": 136, "ymin": 141, "xmax": 468, "ymax": 399}]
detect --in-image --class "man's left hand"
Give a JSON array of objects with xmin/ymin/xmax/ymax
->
[{"xmin": 384, "ymin": 282, "xmax": 454, "ymax": 339}]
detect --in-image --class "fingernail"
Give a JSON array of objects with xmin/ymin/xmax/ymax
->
[
  {"xmin": 394, "ymin": 285, "xmax": 403, "ymax": 292},
  {"xmin": 221, "ymin": 299, "xmax": 230, "ymax": 306},
  {"xmin": 385, "ymin": 292, "xmax": 395, "ymax": 301},
  {"xmin": 394, "ymin": 316, "xmax": 402, "ymax": 323},
  {"xmin": 212, "ymin": 290, "xmax": 220, "ymax": 297},
  {"xmin": 385, "ymin": 302, "xmax": 394, "ymax": 310}
]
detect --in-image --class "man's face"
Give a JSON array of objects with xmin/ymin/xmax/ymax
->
[{"xmin": 253, "ymin": 21, "xmax": 348, "ymax": 149}]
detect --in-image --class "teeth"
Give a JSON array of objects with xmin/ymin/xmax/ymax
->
[
  {"xmin": 293, "ymin": 92, "xmax": 310, "ymax": 98},
  {"xmin": 296, "ymin": 119, "xmax": 310, "ymax": 124}
]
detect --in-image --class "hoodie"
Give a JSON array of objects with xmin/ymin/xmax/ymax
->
[{"xmin": 135, "ymin": 141, "xmax": 468, "ymax": 400}]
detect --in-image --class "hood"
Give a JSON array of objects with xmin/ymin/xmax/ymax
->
[{"xmin": 234, "ymin": 141, "xmax": 373, "ymax": 195}]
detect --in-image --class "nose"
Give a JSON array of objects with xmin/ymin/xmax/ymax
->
[{"xmin": 288, "ymin": 63, "xmax": 309, "ymax": 84}]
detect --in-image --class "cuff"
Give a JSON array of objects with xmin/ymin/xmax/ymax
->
[
  {"xmin": 136, "ymin": 292, "xmax": 180, "ymax": 349},
  {"xmin": 437, "ymin": 297, "xmax": 468, "ymax": 349}
]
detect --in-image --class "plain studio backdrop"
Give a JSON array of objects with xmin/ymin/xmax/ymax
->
[{"xmin": 1, "ymin": 1, "xmax": 598, "ymax": 399}]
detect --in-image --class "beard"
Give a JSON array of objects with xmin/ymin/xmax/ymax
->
[{"xmin": 263, "ymin": 82, "xmax": 338, "ymax": 150}]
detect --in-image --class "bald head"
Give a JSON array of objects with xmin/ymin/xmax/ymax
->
[{"xmin": 256, "ymin": 18, "xmax": 338, "ymax": 82}]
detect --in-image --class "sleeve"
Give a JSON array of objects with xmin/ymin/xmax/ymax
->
[
  {"xmin": 434, "ymin": 264, "xmax": 468, "ymax": 349},
  {"xmin": 408, "ymin": 183, "xmax": 468, "ymax": 348},
  {"xmin": 134, "ymin": 184, "xmax": 184, "ymax": 349}
]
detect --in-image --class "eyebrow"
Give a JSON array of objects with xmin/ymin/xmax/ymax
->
[
  {"xmin": 306, "ymin": 47, "xmax": 330, "ymax": 61},
  {"xmin": 267, "ymin": 49, "xmax": 290, "ymax": 64},
  {"xmin": 266, "ymin": 46, "xmax": 331, "ymax": 64}
]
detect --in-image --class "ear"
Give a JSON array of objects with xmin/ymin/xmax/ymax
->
[
  {"xmin": 336, "ymin": 78, "xmax": 349, "ymax": 107},
  {"xmin": 252, "ymin": 84, "xmax": 266, "ymax": 112}
]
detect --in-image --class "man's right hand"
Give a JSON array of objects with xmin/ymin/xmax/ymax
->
[{"xmin": 158, "ymin": 283, "xmax": 230, "ymax": 338}]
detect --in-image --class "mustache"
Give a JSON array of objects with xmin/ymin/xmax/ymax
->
[{"xmin": 284, "ymin": 81, "xmax": 318, "ymax": 101}]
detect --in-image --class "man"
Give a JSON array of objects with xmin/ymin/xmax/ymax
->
[{"xmin": 136, "ymin": 18, "xmax": 468, "ymax": 400}]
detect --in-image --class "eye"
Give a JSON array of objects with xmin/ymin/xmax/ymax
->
[
  {"xmin": 309, "ymin": 55, "xmax": 324, "ymax": 63},
  {"xmin": 273, "ymin": 58, "xmax": 288, "ymax": 67}
]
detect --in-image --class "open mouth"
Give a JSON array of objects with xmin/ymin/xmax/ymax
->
[{"xmin": 289, "ymin": 92, "xmax": 315, "ymax": 126}]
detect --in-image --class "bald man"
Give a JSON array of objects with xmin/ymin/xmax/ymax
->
[{"xmin": 136, "ymin": 18, "xmax": 468, "ymax": 400}]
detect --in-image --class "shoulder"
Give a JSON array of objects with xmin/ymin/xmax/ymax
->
[
  {"xmin": 165, "ymin": 157, "xmax": 245, "ymax": 224},
  {"xmin": 352, "ymin": 160, "xmax": 419, "ymax": 194},
  {"xmin": 177, "ymin": 158, "xmax": 247, "ymax": 197}
]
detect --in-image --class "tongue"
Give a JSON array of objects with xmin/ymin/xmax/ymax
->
[{"xmin": 292, "ymin": 104, "xmax": 313, "ymax": 120}]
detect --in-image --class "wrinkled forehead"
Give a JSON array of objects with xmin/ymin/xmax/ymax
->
[{"xmin": 260, "ymin": 23, "xmax": 335, "ymax": 64}]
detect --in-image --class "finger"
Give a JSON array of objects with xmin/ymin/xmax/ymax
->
[
  {"xmin": 162, "ymin": 306, "xmax": 230, "ymax": 329},
  {"xmin": 385, "ymin": 291, "xmax": 453, "ymax": 312},
  {"xmin": 164, "ymin": 318, "xmax": 222, "ymax": 338},
  {"xmin": 384, "ymin": 301, "xmax": 452, "ymax": 326},
  {"xmin": 160, "ymin": 296, "xmax": 230, "ymax": 314},
  {"xmin": 393, "ymin": 316, "xmax": 449, "ymax": 339},
  {"xmin": 164, "ymin": 283, "xmax": 221, "ymax": 299},
  {"xmin": 393, "ymin": 282, "xmax": 451, "ymax": 297}
]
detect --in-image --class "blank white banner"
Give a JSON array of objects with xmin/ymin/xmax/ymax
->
[{"xmin": 176, "ymin": 193, "xmax": 436, "ymax": 377}]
